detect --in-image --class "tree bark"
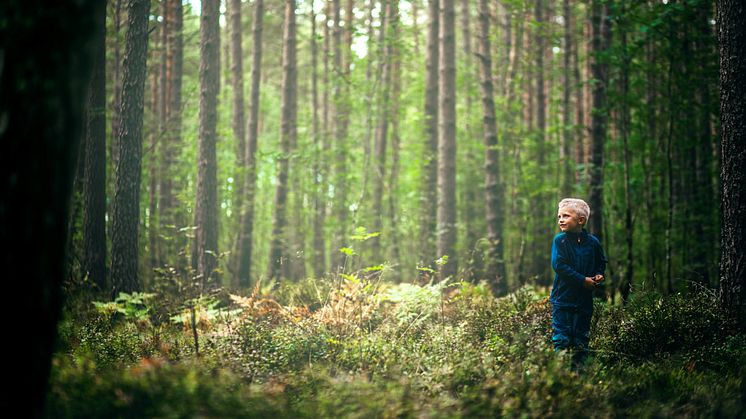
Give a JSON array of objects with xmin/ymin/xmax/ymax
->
[
  {"xmin": 193, "ymin": 0, "xmax": 221, "ymax": 289},
  {"xmin": 438, "ymin": 0, "xmax": 458, "ymax": 280},
  {"xmin": 268, "ymin": 0, "xmax": 297, "ymax": 280},
  {"xmin": 477, "ymin": 0, "xmax": 506, "ymax": 295},
  {"xmin": 419, "ymin": 0, "xmax": 439, "ymax": 273},
  {"xmin": 0, "ymin": 1, "xmax": 97, "ymax": 413},
  {"xmin": 83, "ymin": 1, "xmax": 108, "ymax": 292},
  {"xmin": 560, "ymin": 0, "xmax": 574, "ymax": 196},
  {"xmin": 236, "ymin": 0, "xmax": 264, "ymax": 288},
  {"xmin": 588, "ymin": 0, "xmax": 610, "ymax": 243},
  {"xmin": 111, "ymin": 0, "xmax": 152, "ymax": 296},
  {"xmin": 331, "ymin": 0, "xmax": 352, "ymax": 273},
  {"xmin": 530, "ymin": 0, "xmax": 548, "ymax": 283},
  {"xmin": 372, "ymin": 0, "xmax": 391, "ymax": 263},
  {"xmin": 230, "ymin": 0, "xmax": 246, "ymax": 234},
  {"xmin": 160, "ymin": 0, "xmax": 184, "ymax": 266},
  {"xmin": 718, "ymin": 0, "xmax": 746, "ymax": 310},
  {"xmin": 310, "ymin": 1, "xmax": 326, "ymax": 278}
]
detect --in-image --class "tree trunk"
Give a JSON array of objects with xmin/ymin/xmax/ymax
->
[
  {"xmin": 193, "ymin": 0, "xmax": 220, "ymax": 289},
  {"xmin": 438, "ymin": 0, "xmax": 458, "ymax": 280},
  {"xmin": 268, "ymin": 0, "xmax": 297, "ymax": 280},
  {"xmin": 310, "ymin": 1, "xmax": 326, "ymax": 278},
  {"xmin": 560, "ymin": 0, "xmax": 573, "ymax": 196},
  {"xmin": 588, "ymin": 0, "xmax": 609, "ymax": 242},
  {"xmin": 160, "ymin": 0, "xmax": 184, "ymax": 266},
  {"xmin": 372, "ymin": 0, "xmax": 391, "ymax": 263},
  {"xmin": 718, "ymin": 0, "xmax": 746, "ymax": 310},
  {"xmin": 111, "ymin": 0, "xmax": 123, "ymax": 172},
  {"xmin": 331, "ymin": 0, "xmax": 352, "ymax": 273},
  {"xmin": 419, "ymin": 0, "xmax": 439, "ymax": 274},
  {"xmin": 388, "ymin": 2, "xmax": 403, "ymax": 278},
  {"xmin": 571, "ymin": 0, "xmax": 585, "ymax": 185},
  {"xmin": 148, "ymin": 13, "xmax": 163, "ymax": 272},
  {"xmin": 530, "ymin": 0, "xmax": 548, "ymax": 283},
  {"xmin": 477, "ymin": 0, "xmax": 506, "ymax": 295},
  {"xmin": 236, "ymin": 0, "xmax": 264, "ymax": 288},
  {"xmin": 0, "ymin": 1, "xmax": 97, "ymax": 413},
  {"xmin": 619, "ymin": 8, "xmax": 633, "ymax": 303},
  {"xmin": 230, "ymin": 0, "xmax": 246, "ymax": 239},
  {"xmin": 111, "ymin": 0, "xmax": 152, "ymax": 296},
  {"xmin": 83, "ymin": 2, "xmax": 108, "ymax": 292}
]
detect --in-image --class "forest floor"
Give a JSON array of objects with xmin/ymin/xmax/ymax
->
[{"xmin": 48, "ymin": 277, "xmax": 745, "ymax": 418}]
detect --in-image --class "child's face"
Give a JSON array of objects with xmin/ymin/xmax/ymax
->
[{"xmin": 557, "ymin": 208, "xmax": 585, "ymax": 233}]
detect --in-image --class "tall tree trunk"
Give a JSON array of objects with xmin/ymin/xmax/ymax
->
[
  {"xmin": 460, "ymin": 0, "xmax": 479, "ymax": 257},
  {"xmin": 148, "ymin": 12, "xmax": 163, "ymax": 272},
  {"xmin": 560, "ymin": 0, "xmax": 574, "ymax": 196},
  {"xmin": 419, "ymin": 0, "xmax": 439, "ymax": 274},
  {"xmin": 230, "ymin": 0, "xmax": 246, "ymax": 239},
  {"xmin": 388, "ymin": 2, "xmax": 402, "ymax": 277},
  {"xmin": 619, "ymin": 7, "xmax": 633, "ymax": 303},
  {"xmin": 438, "ymin": 0, "xmax": 458, "ymax": 280},
  {"xmin": 588, "ymin": 0, "xmax": 609, "ymax": 242},
  {"xmin": 0, "ymin": 1, "xmax": 97, "ymax": 413},
  {"xmin": 530, "ymin": 0, "xmax": 548, "ymax": 283},
  {"xmin": 193, "ymin": 0, "xmax": 221, "ymax": 289},
  {"xmin": 236, "ymin": 0, "xmax": 264, "ymax": 288},
  {"xmin": 83, "ymin": 2, "xmax": 108, "ymax": 292},
  {"xmin": 477, "ymin": 0, "xmax": 506, "ymax": 295},
  {"xmin": 311, "ymin": 1, "xmax": 326, "ymax": 278},
  {"xmin": 111, "ymin": 0, "xmax": 123, "ymax": 172},
  {"xmin": 571, "ymin": 0, "xmax": 585, "ymax": 185},
  {"xmin": 360, "ymin": 0, "xmax": 377, "ymax": 210},
  {"xmin": 718, "ymin": 0, "xmax": 746, "ymax": 310},
  {"xmin": 111, "ymin": 0, "xmax": 152, "ymax": 296},
  {"xmin": 160, "ymin": 0, "xmax": 184, "ymax": 266},
  {"xmin": 268, "ymin": 0, "xmax": 297, "ymax": 280},
  {"xmin": 331, "ymin": 0, "xmax": 351, "ymax": 273},
  {"xmin": 372, "ymin": 0, "xmax": 391, "ymax": 263}
]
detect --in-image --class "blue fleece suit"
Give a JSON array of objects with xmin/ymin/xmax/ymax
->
[{"xmin": 550, "ymin": 230, "xmax": 607, "ymax": 357}]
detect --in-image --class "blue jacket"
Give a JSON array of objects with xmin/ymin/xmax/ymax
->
[{"xmin": 550, "ymin": 230, "xmax": 607, "ymax": 313}]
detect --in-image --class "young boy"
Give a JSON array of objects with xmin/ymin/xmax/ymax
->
[{"xmin": 550, "ymin": 198, "xmax": 607, "ymax": 364}]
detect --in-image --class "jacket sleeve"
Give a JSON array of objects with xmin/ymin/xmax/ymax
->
[
  {"xmin": 551, "ymin": 236, "xmax": 586, "ymax": 285},
  {"xmin": 595, "ymin": 242, "xmax": 608, "ymax": 276}
]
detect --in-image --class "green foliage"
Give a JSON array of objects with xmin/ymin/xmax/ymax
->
[
  {"xmin": 93, "ymin": 292, "xmax": 156, "ymax": 321},
  {"xmin": 50, "ymin": 281, "xmax": 745, "ymax": 417}
]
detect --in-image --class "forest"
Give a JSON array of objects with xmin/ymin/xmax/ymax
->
[{"xmin": 0, "ymin": 0, "xmax": 745, "ymax": 417}]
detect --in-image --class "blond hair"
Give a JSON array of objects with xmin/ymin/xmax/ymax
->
[{"xmin": 558, "ymin": 198, "xmax": 591, "ymax": 220}]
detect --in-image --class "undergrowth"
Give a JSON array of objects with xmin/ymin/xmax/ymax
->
[{"xmin": 47, "ymin": 278, "xmax": 746, "ymax": 418}]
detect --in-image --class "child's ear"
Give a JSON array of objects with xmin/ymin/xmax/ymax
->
[{"xmin": 579, "ymin": 217, "xmax": 586, "ymax": 225}]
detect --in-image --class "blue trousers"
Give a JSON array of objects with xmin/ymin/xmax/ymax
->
[{"xmin": 551, "ymin": 306, "xmax": 592, "ymax": 359}]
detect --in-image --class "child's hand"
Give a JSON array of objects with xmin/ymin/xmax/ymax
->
[
  {"xmin": 594, "ymin": 274, "xmax": 605, "ymax": 284},
  {"xmin": 583, "ymin": 277, "xmax": 596, "ymax": 290}
]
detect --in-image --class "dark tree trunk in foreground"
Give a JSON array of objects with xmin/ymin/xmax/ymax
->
[
  {"xmin": 420, "ymin": 0, "xmax": 439, "ymax": 274},
  {"xmin": 0, "ymin": 0, "xmax": 95, "ymax": 414},
  {"xmin": 438, "ymin": 0, "xmax": 458, "ymax": 280},
  {"xmin": 268, "ymin": 0, "xmax": 297, "ymax": 280},
  {"xmin": 236, "ymin": 0, "xmax": 264, "ymax": 288},
  {"xmin": 477, "ymin": 0, "xmax": 506, "ymax": 295},
  {"xmin": 718, "ymin": 0, "xmax": 746, "ymax": 310},
  {"xmin": 111, "ymin": 0, "xmax": 152, "ymax": 296},
  {"xmin": 193, "ymin": 0, "xmax": 220, "ymax": 288},
  {"xmin": 83, "ymin": 1, "xmax": 108, "ymax": 292}
]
